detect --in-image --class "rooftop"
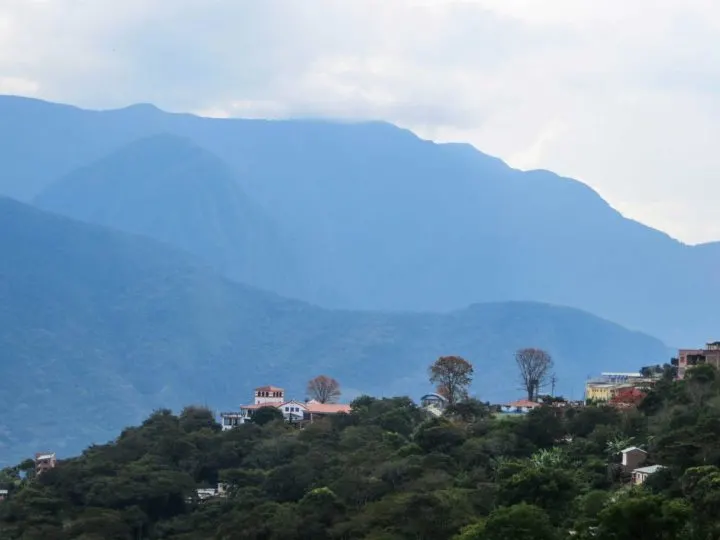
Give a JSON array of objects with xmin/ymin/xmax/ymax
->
[
  {"xmin": 420, "ymin": 393, "xmax": 448, "ymax": 402},
  {"xmin": 255, "ymin": 385, "xmax": 284, "ymax": 392},
  {"xmin": 305, "ymin": 401, "xmax": 352, "ymax": 414},
  {"xmin": 35, "ymin": 453, "xmax": 55, "ymax": 461},
  {"xmin": 621, "ymin": 446, "xmax": 647, "ymax": 454},
  {"xmin": 505, "ymin": 399, "xmax": 541, "ymax": 408},
  {"xmin": 633, "ymin": 465, "xmax": 665, "ymax": 474}
]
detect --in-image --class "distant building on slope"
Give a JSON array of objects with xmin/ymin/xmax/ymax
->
[
  {"xmin": 420, "ymin": 393, "xmax": 448, "ymax": 417},
  {"xmin": 632, "ymin": 465, "xmax": 665, "ymax": 485},
  {"xmin": 676, "ymin": 342, "xmax": 720, "ymax": 379},
  {"xmin": 0, "ymin": 489, "xmax": 8, "ymax": 502},
  {"xmin": 500, "ymin": 399, "xmax": 541, "ymax": 414},
  {"xmin": 620, "ymin": 446, "xmax": 647, "ymax": 472},
  {"xmin": 584, "ymin": 372, "xmax": 655, "ymax": 404},
  {"xmin": 34, "ymin": 452, "xmax": 56, "ymax": 476},
  {"xmin": 220, "ymin": 385, "xmax": 351, "ymax": 429}
]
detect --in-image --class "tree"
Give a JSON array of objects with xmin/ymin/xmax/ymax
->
[
  {"xmin": 515, "ymin": 348, "xmax": 553, "ymax": 402},
  {"xmin": 251, "ymin": 406, "xmax": 285, "ymax": 426},
  {"xmin": 457, "ymin": 503, "xmax": 558, "ymax": 540},
  {"xmin": 594, "ymin": 494, "xmax": 690, "ymax": 540},
  {"xmin": 429, "ymin": 356, "xmax": 474, "ymax": 405},
  {"xmin": 307, "ymin": 375, "xmax": 341, "ymax": 403}
]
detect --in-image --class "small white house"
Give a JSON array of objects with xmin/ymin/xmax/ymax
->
[
  {"xmin": 500, "ymin": 399, "xmax": 541, "ymax": 414},
  {"xmin": 632, "ymin": 465, "xmax": 665, "ymax": 485},
  {"xmin": 0, "ymin": 489, "xmax": 8, "ymax": 502},
  {"xmin": 420, "ymin": 393, "xmax": 448, "ymax": 417}
]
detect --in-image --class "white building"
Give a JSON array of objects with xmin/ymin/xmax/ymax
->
[
  {"xmin": 632, "ymin": 465, "xmax": 665, "ymax": 485},
  {"xmin": 220, "ymin": 385, "xmax": 351, "ymax": 429},
  {"xmin": 420, "ymin": 393, "xmax": 448, "ymax": 417},
  {"xmin": 500, "ymin": 399, "xmax": 542, "ymax": 414}
]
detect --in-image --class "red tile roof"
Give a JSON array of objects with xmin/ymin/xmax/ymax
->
[
  {"xmin": 305, "ymin": 402, "xmax": 351, "ymax": 414},
  {"xmin": 255, "ymin": 385, "xmax": 284, "ymax": 392},
  {"xmin": 239, "ymin": 404, "xmax": 265, "ymax": 410},
  {"xmin": 505, "ymin": 399, "xmax": 541, "ymax": 408}
]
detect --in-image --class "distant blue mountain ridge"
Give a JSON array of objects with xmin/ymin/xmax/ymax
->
[{"xmin": 1, "ymin": 95, "xmax": 714, "ymax": 345}]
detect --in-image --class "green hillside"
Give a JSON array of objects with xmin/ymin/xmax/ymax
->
[
  {"xmin": 0, "ymin": 197, "xmax": 670, "ymax": 465},
  {"xmin": 2, "ymin": 368, "xmax": 718, "ymax": 539}
]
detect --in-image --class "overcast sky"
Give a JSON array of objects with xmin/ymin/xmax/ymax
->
[{"xmin": 1, "ymin": 0, "xmax": 719, "ymax": 243}]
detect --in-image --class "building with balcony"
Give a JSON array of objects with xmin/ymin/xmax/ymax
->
[{"xmin": 677, "ymin": 342, "xmax": 720, "ymax": 379}]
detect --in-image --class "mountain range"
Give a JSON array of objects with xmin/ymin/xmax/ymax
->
[
  {"xmin": 0, "ymin": 95, "xmax": 716, "ymax": 345},
  {"xmin": 0, "ymin": 196, "xmax": 669, "ymax": 465}
]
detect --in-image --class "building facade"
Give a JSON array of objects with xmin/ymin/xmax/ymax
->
[
  {"xmin": 585, "ymin": 372, "xmax": 655, "ymax": 403},
  {"xmin": 677, "ymin": 342, "xmax": 720, "ymax": 379},
  {"xmin": 632, "ymin": 465, "xmax": 665, "ymax": 485},
  {"xmin": 500, "ymin": 399, "xmax": 541, "ymax": 414},
  {"xmin": 621, "ymin": 446, "xmax": 647, "ymax": 472},
  {"xmin": 34, "ymin": 452, "xmax": 56, "ymax": 476}
]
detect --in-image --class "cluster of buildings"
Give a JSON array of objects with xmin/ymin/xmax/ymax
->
[
  {"xmin": 219, "ymin": 385, "xmax": 352, "ymax": 429},
  {"xmin": 621, "ymin": 446, "xmax": 665, "ymax": 485},
  {"xmin": 584, "ymin": 372, "xmax": 658, "ymax": 406},
  {"xmin": 0, "ymin": 452, "xmax": 56, "ymax": 503}
]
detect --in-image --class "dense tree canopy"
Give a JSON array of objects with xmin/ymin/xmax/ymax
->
[{"xmin": 2, "ymin": 365, "xmax": 720, "ymax": 539}]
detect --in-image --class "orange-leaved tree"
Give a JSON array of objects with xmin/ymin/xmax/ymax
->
[{"xmin": 429, "ymin": 356, "xmax": 474, "ymax": 405}]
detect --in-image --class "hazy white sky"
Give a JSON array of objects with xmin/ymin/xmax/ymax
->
[{"xmin": 2, "ymin": 0, "xmax": 719, "ymax": 243}]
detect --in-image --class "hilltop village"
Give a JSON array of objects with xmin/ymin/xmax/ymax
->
[{"xmin": 3, "ymin": 344, "xmax": 720, "ymax": 539}]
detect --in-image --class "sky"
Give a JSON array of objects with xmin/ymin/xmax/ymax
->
[{"xmin": 1, "ymin": 0, "xmax": 719, "ymax": 243}]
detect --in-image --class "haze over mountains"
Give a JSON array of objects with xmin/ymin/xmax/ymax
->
[
  {"xmin": 0, "ymin": 196, "xmax": 669, "ymax": 464},
  {"xmin": 2, "ymin": 95, "xmax": 716, "ymax": 345}
]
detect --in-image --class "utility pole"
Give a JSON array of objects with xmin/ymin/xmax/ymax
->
[{"xmin": 550, "ymin": 373, "xmax": 557, "ymax": 397}]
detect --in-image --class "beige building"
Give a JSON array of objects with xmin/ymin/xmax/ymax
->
[
  {"xmin": 621, "ymin": 447, "xmax": 647, "ymax": 472},
  {"xmin": 677, "ymin": 342, "xmax": 720, "ymax": 379},
  {"xmin": 632, "ymin": 465, "xmax": 665, "ymax": 485}
]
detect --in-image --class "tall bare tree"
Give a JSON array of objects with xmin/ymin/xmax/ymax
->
[
  {"xmin": 515, "ymin": 348, "xmax": 553, "ymax": 402},
  {"xmin": 429, "ymin": 355, "xmax": 474, "ymax": 405},
  {"xmin": 307, "ymin": 375, "xmax": 341, "ymax": 403}
]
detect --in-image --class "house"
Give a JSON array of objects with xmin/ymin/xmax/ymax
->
[
  {"xmin": 620, "ymin": 447, "xmax": 647, "ymax": 472},
  {"xmin": 220, "ymin": 385, "xmax": 287, "ymax": 429},
  {"xmin": 303, "ymin": 400, "xmax": 351, "ymax": 422},
  {"xmin": 632, "ymin": 465, "xmax": 665, "ymax": 485},
  {"xmin": 420, "ymin": 393, "xmax": 448, "ymax": 417},
  {"xmin": 196, "ymin": 488, "xmax": 218, "ymax": 501},
  {"xmin": 220, "ymin": 385, "xmax": 351, "ymax": 429},
  {"xmin": 35, "ymin": 452, "xmax": 56, "ymax": 476},
  {"xmin": 677, "ymin": 342, "xmax": 720, "ymax": 379},
  {"xmin": 500, "ymin": 399, "xmax": 541, "ymax": 414},
  {"xmin": 0, "ymin": 489, "xmax": 8, "ymax": 502}
]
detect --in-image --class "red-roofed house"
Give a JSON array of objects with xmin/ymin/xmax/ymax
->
[
  {"xmin": 500, "ymin": 399, "xmax": 542, "ymax": 414},
  {"xmin": 220, "ymin": 386, "xmax": 351, "ymax": 429}
]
